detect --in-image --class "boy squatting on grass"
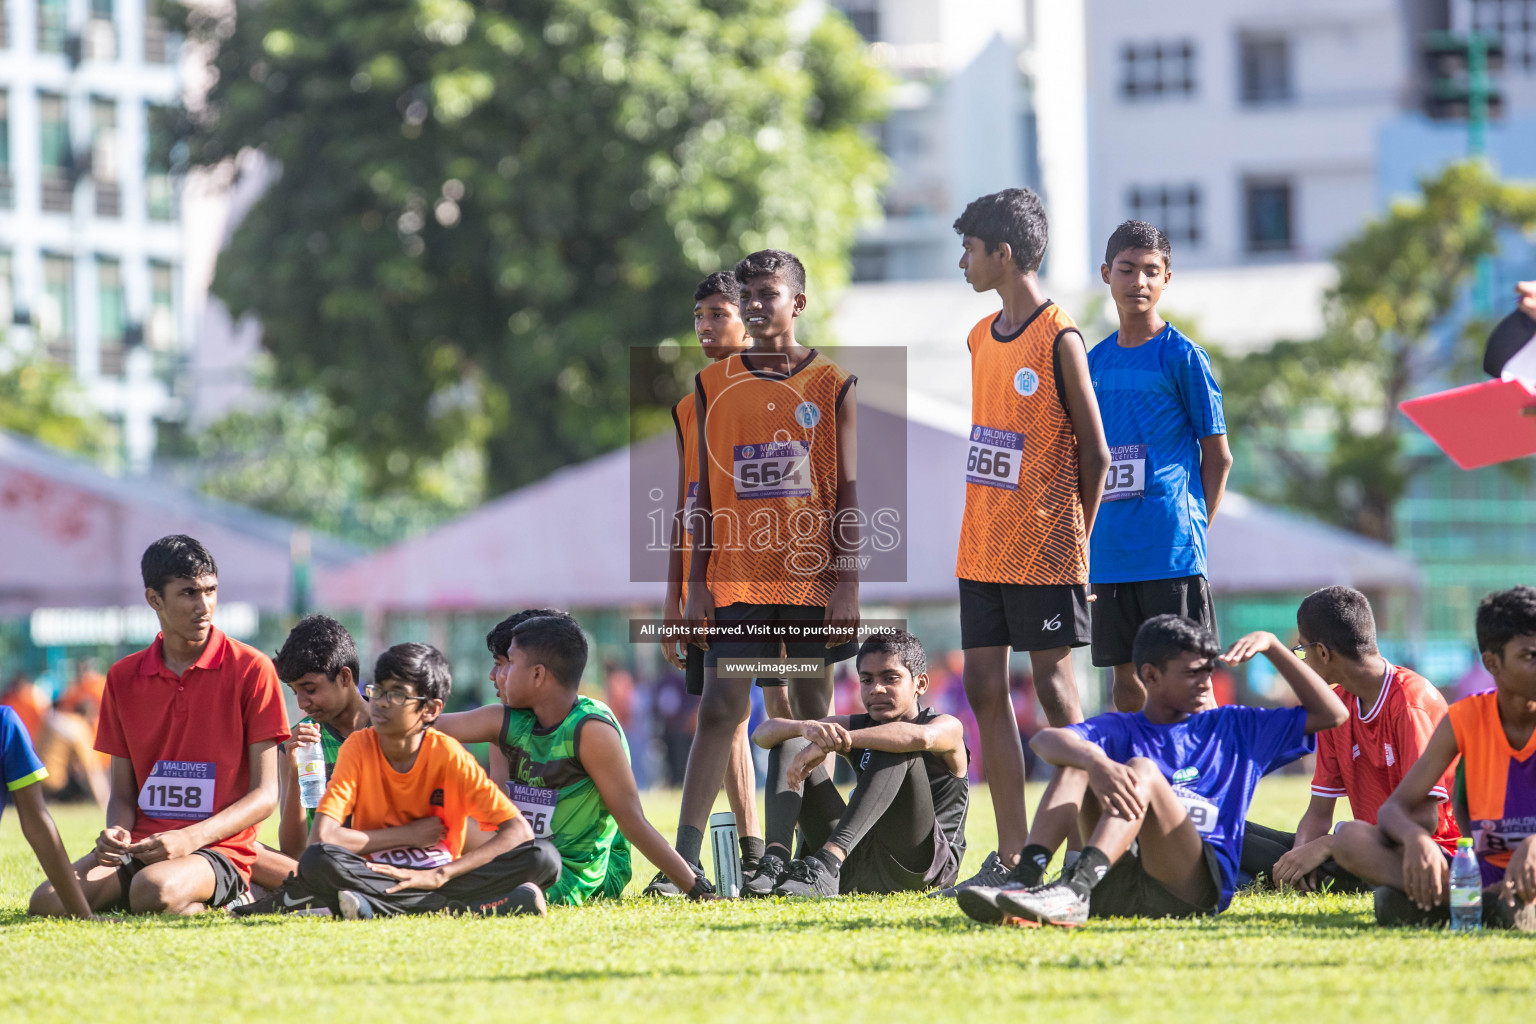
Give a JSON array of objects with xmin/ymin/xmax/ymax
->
[
  {"xmin": 959, "ymin": 614, "xmax": 1346, "ymax": 927},
  {"xmin": 1240, "ymin": 586, "xmax": 1459, "ymax": 894},
  {"xmin": 32, "ymin": 535, "xmax": 291, "ymax": 917},
  {"xmin": 277, "ymin": 643, "xmax": 562, "ymax": 919},
  {"xmin": 746, "ymin": 629, "xmax": 969, "ymax": 898},
  {"xmin": 1331, "ymin": 586, "xmax": 1536, "ymax": 930},
  {"xmin": 434, "ymin": 612, "xmax": 716, "ymax": 903}
]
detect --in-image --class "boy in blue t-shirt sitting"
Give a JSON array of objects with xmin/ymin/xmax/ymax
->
[
  {"xmin": 1089, "ymin": 222, "xmax": 1233, "ymax": 712},
  {"xmin": 5, "ymin": 705, "xmax": 95, "ymax": 919},
  {"xmin": 958, "ymin": 615, "xmax": 1345, "ymax": 927}
]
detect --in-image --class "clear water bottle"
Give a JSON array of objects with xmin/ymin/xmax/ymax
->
[
  {"xmin": 1450, "ymin": 837, "xmax": 1482, "ymax": 933},
  {"xmin": 295, "ymin": 738, "xmax": 327, "ymax": 809}
]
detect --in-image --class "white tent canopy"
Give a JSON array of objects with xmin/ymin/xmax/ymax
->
[
  {"xmin": 0, "ymin": 431, "xmax": 356, "ymax": 615},
  {"xmin": 318, "ymin": 405, "xmax": 1418, "ymax": 613}
]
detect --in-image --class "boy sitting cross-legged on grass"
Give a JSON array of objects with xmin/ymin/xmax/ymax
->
[
  {"xmin": 434, "ymin": 613, "xmax": 715, "ymax": 903},
  {"xmin": 960, "ymin": 615, "xmax": 1344, "ymax": 927},
  {"xmin": 747, "ymin": 629, "xmax": 969, "ymax": 898},
  {"xmin": 1332, "ymin": 586, "xmax": 1536, "ymax": 930},
  {"xmin": 292, "ymin": 643, "xmax": 561, "ymax": 920}
]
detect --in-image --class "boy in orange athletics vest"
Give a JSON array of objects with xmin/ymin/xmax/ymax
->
[
  {"xmin": 659, "ymin": 271, "xmax": 765, "ymax": 881},
  {"xmin": 936, "ymin": 188, "xmax": 1112, "ymax": 897},
  {"xmin": 647, "ymin": 249, "xmax": 861, "ymax": 896},
  {"xmin": 1333, "ymin": 586, "xmax": 1536, "ymax": 929}
]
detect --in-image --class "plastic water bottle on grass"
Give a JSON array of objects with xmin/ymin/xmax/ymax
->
[
  {"xmin": 295, "ymin": 738, "xmax": 327, "ymax": 809},
  {"xmin": 1450, "ymin": 837, "xmax": 1482, "ymax": 933}
]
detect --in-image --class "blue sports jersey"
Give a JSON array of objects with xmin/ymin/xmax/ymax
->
[
  {"xmin": 1087, "ymin": 323, "xmax": 1225, "ymax": 583},
  {"xmin": 1, "ymin": 705, "xmax": 48, "ymax": 825},
  {"xmin": 1067, "ymin": 704, "xmax": 1312, "ymax": 911}
]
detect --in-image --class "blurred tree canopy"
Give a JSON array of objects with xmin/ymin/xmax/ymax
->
[
  {"xmin": 1213, "ymin": 161, "xmax": 1536, "ymax": 543},
  {"xmin": 0, "ymin": 335, "xmax": 112, "ymax": 458},
  {"xmin": 169, "ymin": 0, "xmax": 889, "ymax": 502}
]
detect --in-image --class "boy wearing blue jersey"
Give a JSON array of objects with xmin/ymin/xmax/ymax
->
[
  {"xmin": 7, "ymin": 705, "xmax": 95, "ymax": 919},
  {"xmin": 958, "ymin": 615, "xmax": 1344, "ymax": 927},
  {"xmin": 1088, "ymin": 222, "xmax": 1233, "ymax": 712}
]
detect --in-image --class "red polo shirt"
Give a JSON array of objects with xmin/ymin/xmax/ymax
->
[{"xmin": 95, "ymin": 627, "xmax": 291, "ymax": 879}]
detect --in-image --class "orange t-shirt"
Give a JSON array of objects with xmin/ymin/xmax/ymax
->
[
  {"xmin": 955, "ymin": 302, "xmax": 1087, "ymax": 586},
  {"xmin": 317, "ymin": 727, "xmax": 518, "ymax": 862},
  {"xmin": 696, "ymin": 349, "xmax": 855, "ymax": 607},
  {"xmin": 1447, "ymin": 691, "xmax": 1536, "ymax": 872}
]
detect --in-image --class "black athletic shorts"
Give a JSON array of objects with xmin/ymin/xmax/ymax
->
[
  {"xmin": 1089, "ymin": 575, "xmax": 1216, "ymax": 667},
  {"xmin": 841, "ymin": 826, "xmax": 962, "ymax": 896},
  {"xmin": 702, "ymin": 602, "xmax": 859, "ymax": 682},
  {"xmin": 957, "ymin": 578, "xmax": 1091, "ymax": 652},
  {"xmin": 109, "ymin": 848, "xmax": 247, "ymax": 911},
  {"xmin": 1089, "ymin": 840, "xmax": 1222, "ymax": 919}
]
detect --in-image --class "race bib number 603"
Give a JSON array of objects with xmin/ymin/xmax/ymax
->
[
  {"xmin": 138, "ymin": 760, "xmax": 216, "ymax": 821},
  {"xmin": 1102, "ymin": 443, "xmax": 1147, "ymax": 501},
  {"xmin": 965, "ymin": 425, "xmax": 1024, "ymax": 490}
]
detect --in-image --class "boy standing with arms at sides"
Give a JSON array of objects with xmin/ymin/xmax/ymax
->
[
  {"xmin": 5, "ymin": 703, "xmax": 96, "ymax": 918},
  {"xmin": 661, "ymin": 271, "xmax": 764, "ymax": 880},
  {"xmin": 1332, "ymin": 586, "xmax": 1536, "ymax": 929},
  {"xmin": 748, "ymin": 630, "xmax": 969, "ymax": 897},
  {"xmin": 242, "ymin": 614, "xmax": 380, "ymax": 907},
  {"xmin": 1240, "ymin": 586, "xmax": 1458, "ymax": 893},
  {"xmin": 1089, "ymin": 222, "xmax": 1232, "ymax": 713},
  {"xmin": 941, "ymin": 188, "xmax": 1111, "ymax": 896},
  {"xmin": 296, "ymin": 643, "xmax": 561, "ymax": 919},
  {"xmin": 659, "ymin": 248, "xmax": 862, "ymax": 895},
  {"xmin": 959, "ymin": 615, "xmax": 1345, "ymax": 926},
  {"xmin": 435, "ymin": 613, "xmax": 715, "ymax": 902},
  {"xmin": 31, "ymin": 535, "xmax": 291, "ymax": 916}
]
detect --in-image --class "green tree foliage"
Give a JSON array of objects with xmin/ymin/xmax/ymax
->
[
  {"xmin": 0, "ymin": 335, "xmax": 112, "ymax": 457},
  {"xmin": 193, "ymin": 358, "xmax": 482, "ymax": 547},
  {"xmin": 170, "ymin": 0, "xmax": 888, "ymax": 497},
  {"xmin": 1213, "ymin": 161, "xmax": 1536, "ymax": 542}
]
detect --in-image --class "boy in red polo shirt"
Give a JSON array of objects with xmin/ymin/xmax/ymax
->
[
  {"xmin": 1240, "ymin": 587, "xmax": 1458, "ymax": 892},
  {"xmin": 30, "ymin": 535, "xmax": 290, "ymax": 916}
]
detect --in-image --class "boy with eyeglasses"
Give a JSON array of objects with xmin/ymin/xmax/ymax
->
[
  {"xmin": 279, "ymin": 643, "xmax": 560, "ymax": 919},
  {"xmin": 1239, "ymin": 586, "xmax": 1458, "ymax": 894}
]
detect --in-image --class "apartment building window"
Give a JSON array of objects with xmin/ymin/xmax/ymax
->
[
  {"xmin": 1240, "ymin": 35, "xmax": 1292, "ymax": 104},
  {"xmin": 1459, "ymin": 0, "xmax": 1536, "ymax": 72},
  {"xmin": 40, "ymin": 255, "xmax": 75, "ymax": 364},
  {"xmin": 147, "ymin": 261, "xmax": 176, "ymax": 354},
  {"xmin": 144, "ymin": 0, "xmax": 169, "ymax": 63},
  {"xmin": 0, "ymin": 93, "xmax": 11, "ymax": 209},
  {"xmin": 1245, "ymin": 179, "xmax": 1294, "ymax": 253},
  {"xmin": 92, "ymin": 98, "xmax": 120, "ymax": 217},
  {"xmin": 39, "ymin": 93, "xmax": 73, "ymax": 214},
  {"xmin": 1127, "ymin": 185, "xmax": 1202, "ymax": 247},
  {"xmin": 87, "ymin": 0, "xmax": 117, "ymax": 61},
  {"xmin": 97, "ymin": 257, "xmax": 126, "ymax": 376},
  {"xmin": 146, "ymin": 105, "xmax": 175, "ymax": 220},
  {"xmin": 1120, "ymin": 39, "xmax": 1197, "ymax": 99},
  {"xmin": 38, "ymin": 0, "xmax": 66, "ymax": 53}
]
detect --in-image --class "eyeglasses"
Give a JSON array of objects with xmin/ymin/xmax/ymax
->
[
  {"xmin": 363, "ymin": 684, "xmax": 430, "ymax": 708},
  {"xmin": 1290, "ymin": 641, "xmax": 1326, "ymax": 661}
]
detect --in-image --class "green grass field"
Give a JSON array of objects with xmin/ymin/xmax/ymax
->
[{"xmin": 2, "ymin": 776, "xmax": 1531, "ymax": 1023}]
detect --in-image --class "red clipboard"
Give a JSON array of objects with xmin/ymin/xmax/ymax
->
[{"xmin": 1399, "ymin": 378, "xmax": 1536, "ymax": 469}]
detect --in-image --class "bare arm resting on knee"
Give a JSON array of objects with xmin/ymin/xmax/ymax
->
[{"xmin": 1376, "ymin": 718, "xmax": 1461, "ymax": 909}]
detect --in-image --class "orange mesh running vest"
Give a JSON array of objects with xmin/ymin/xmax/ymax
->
[
  {"xmin": 1448, "ymin": 691, "xmax": 1536, "ymax": 872},
  {"xmin": 696, "ymin": 349, "xmax": 855, "ymax": 607},
  {"xmin": 955, "ymin": 302, "xmax": 1087, "ymax": 585}
]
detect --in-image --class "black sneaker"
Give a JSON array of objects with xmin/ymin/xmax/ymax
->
[
  {"xmin": 1373, "ymin": 886, "xmax": 1449, "ymax": 927},
  {"xmin": 930, "ymin": 850, "xmax": 1011, "ymax": 899},
  {"xmin": 742, "ymin": 853, "xmax": 788, "ymax": 898},
  {"xmin": 957, "ymin": 882, "xmax": 1034, "ymax": 925},
  {"xmin": 230, "ymin": 877, "xmax": 316, "ymax": 917},
  {"xmin": 772, "ymin": 856, "xmax": 840, "ymax": 899},
  {"xmin": 642, "ymin": 865, "xmax": 700, "ymax": 898},
  {"xmin": 1487, "ymin": 892, "xmax": 1536, "ymax": 931}
]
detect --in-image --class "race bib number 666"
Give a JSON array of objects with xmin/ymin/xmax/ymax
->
[{"xmin": 965, "ymin": 425, "xmax": 1024, "ymax": 490}]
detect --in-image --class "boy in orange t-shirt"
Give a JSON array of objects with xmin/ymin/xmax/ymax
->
[{"xmin": 290, "ymin": 643, "xmax": 560, "ymax": 919}]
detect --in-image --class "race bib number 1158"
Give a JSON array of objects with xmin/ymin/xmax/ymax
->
[{"xmin": 138, "ymin": 760, "xmax": 216, "ymax": 821}]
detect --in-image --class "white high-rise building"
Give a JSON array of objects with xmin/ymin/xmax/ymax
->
[{"xmin": 0, "ymin": 0, "xmax": 194, "ymax": 471}]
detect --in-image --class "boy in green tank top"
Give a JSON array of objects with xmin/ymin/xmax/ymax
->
[{"xmin": 436, "ymin": 612, "xmax": 713, "ymax": 904}]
